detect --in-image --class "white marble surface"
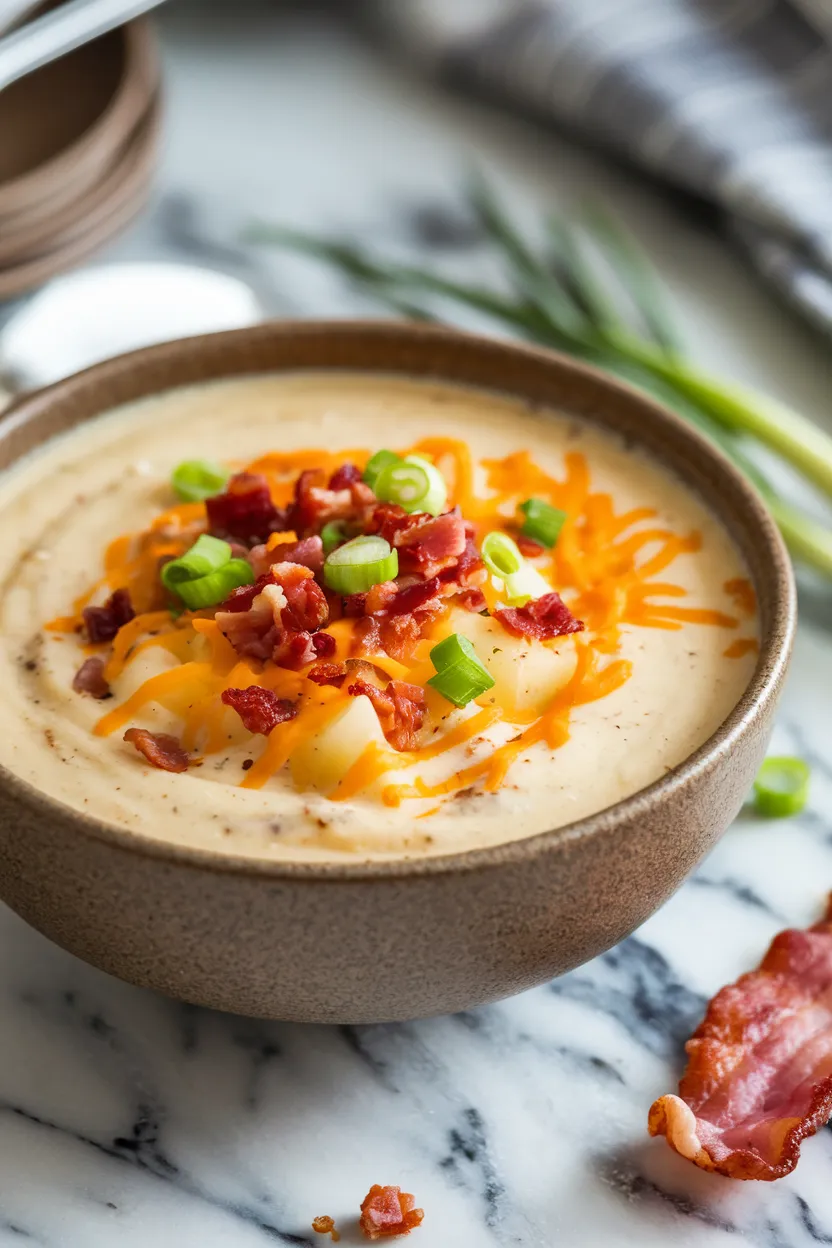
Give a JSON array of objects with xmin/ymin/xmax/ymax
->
[{"xmin": 3, "ymin": 3, "xmax": 832, "ymax": 1245}]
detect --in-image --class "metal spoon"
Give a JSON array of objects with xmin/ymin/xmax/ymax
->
[{"xmin": 0, "ymin": 0, "xmax": 168, "ymax": 91}]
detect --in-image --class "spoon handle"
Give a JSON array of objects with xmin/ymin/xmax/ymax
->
[{"xmin": 0, "ymin": 0, "xmax": 167, "ymax": 90}]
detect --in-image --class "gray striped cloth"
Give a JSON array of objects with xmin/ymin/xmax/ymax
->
[{"xmin": 366, "ymin": 0, "xmax": 832, "ymax": 336}]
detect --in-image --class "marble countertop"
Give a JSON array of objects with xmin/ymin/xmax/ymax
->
[{"xmin": 4, "ymin": 3, "xmax": 832, "ymax": 1245}]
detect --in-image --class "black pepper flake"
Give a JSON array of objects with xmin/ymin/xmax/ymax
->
[{"xmin": 242, "ymin": 758, "xmax": 253, "ymax": 771}]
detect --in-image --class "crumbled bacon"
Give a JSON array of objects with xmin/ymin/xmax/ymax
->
[
  {"xmin": 359, "ymin": 1186, "xmax": 424, "ymax": 1240},
  {"xmin": 328, "ymin": 462, "xmax": 362, "ymax": 490},
  {"xmin": 221, "ymin": 686, "xmax": 298, "ymax": 735},
  {"xmin": 206, "ymin": 472, "xmax": 282, "ymax": 544},
  {"xmin": 379, "ymin": 615, "xmax": 424, "ymax": 663},
  {"xmin": 72, "ymin": 657, "xmax": 111, "ymax": 699},
  {"xmin": 369, "ymin": 506, "xmax": 466, "ymax": 579},
  {"xmin": 249, "ymin": 535, "xmax": 324, "ymax": 579},
  {"xmin": 83, "ymin": 588, "xmax": 134, "ymax": 643},
  {"xmin": 517, "ymin": 535, "xmax": 544, "ymax": 558},
  {"xmin": 308, "ymin": 661, "xmax": 348, "ymax": 688},
  {"xmin": 312, "ymin": 631, "xmax": 337, "ymax": 657},
  {"xmin": 216, "ymin": 564, "xmax": 329, "ymax": 669},
  {"xmin": 289, "ymin": 469, "xmax": 375, "ymax": 536},
  {"xmin": 648, "ymin": 895, "xmax": 832, "ymax": 1181},
  {"xmin": 123, "ymin": 728, "xmax": 190, "ymax": 772},
  {"xmin": 456, "ymin": 587, "xmax": 487, "ymax": 613},
  {"xmin": 347, "ymin": 678, "xmax": 426, "ymax": 751},
  {"xmin": 495, "ymin": 592, "xmax": 584, "ymax": 641}
]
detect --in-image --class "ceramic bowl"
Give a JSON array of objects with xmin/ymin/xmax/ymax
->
[{"xmin": 0, "ymin": 322, "xmax": 796, "ymax": 1023}]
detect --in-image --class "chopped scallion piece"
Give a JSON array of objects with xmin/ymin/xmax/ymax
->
[
  {"xmin": 502, "ymin": 565, "xmax": 553, "ymax": 606},
  {"xmin": 753, "ymin": 756, "xmax": 810, "ymax": 818},
  {"xmin": 481, "ymin": 532, "xmax": 524, "ymax": 579},
  {"xmin": 374, "ymin": 459, "xmax": 431, "ymax": 513},
  {"xmin": 427, "ymin": 633, "xmax": 495, "ymax": 708},
  {"xmin": 171, "ymin": 459, "xmax": 230, "ymax": 502},
  {"xmin": 323, "ymin": 534, "xmax": 398, "ymax": 594},
  {"xmin": 402, "ymin": 454, "xmax": 448, "ymax": 515},
  {"xmin": 519, "ymin": 497, "xmax": 567, "ymax": 548},
  {"xmin": 161, "ymin": 534, "xmax": 232, "ymax": 592},
  {"xmin": 175, "ymin": 559, "xmax": 255, "ymax": 610},
  {"xmin": 321, "ymin": 520, "xmax": 348, "ymax": 554},
  {"xmin": 363, "ymin": 449, "xmax": 401, "ymax": 491}
]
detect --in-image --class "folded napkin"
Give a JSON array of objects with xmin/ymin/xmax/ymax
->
[{"xmin": 366, "ymin": 0, "xmax": 832, "ymax": 336}]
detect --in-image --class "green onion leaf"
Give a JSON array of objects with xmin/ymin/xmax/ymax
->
[
  {"xmin": 502, "ymin": 565, "xmax": 553, "ymax": 607},
  {"xmin": 481, "ymin": 532, "xmax": 524, "ymax": 579},
  {"xmin": 321, "ymin": 521, "xmax": 348, "ymax": 554},
  {"xmin": 175, "ymin": 559, "xmax": 255, "ymax": 610},
  {"xmin": 363, "ymin": 449, "xmax": 401, "ymax": 491},
  {"xmin": 161, "ymin": 534, "xmax": 232, "ymax": 592},
  {"xmin": 519, "ymin": 498, "xmax": 567, "ymax": 548},
  {"xmin": 171, "ymin": 459, "xmax": 230, "ymax": 502},
  {"xmin": 753, "ymin": 756, "xmax": 811, "ymax": 818},
  {"xmin": 323, "ymin": 534, "xmax": 398, "ymax": 594},
  {"xmin": 402, "ymin": 454, "xmax": 448, "ymax": 515},
  {"xmin": 427, "ymin": 633, "xmax": 495, "ymax": 708}
]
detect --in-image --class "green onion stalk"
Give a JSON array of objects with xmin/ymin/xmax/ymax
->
[{"xmin": 246, "ymin": 178, "xmax": 832, "ymax": 583}]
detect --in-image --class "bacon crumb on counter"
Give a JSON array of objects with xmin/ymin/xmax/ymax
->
[
  {"xmin": 221, "ymin": 687, "xmax": 298, "ymax": 736},
  {"xmin": 72, "ymin": 657, "xmax": 111, "ymax": 699},
  {"xmin": 312, "ymin": 1215, "xmax": 341, "ymax": 1242},
  {"xmin": 359, "ymin": 1185, "xmax": 424, "ymax": 1240},
  {"xmin": 83, "ymin": 588, "xmax": 135, "ymax": 643},
  {"xmin": 495, "ymin": 591, "xmax": 584, "ymax": 642},
  {"xmin": 347, "ymin": 679, "xmax": 426, "ymax": 752},
  {"xmin": 648, "ymin": 895, "xmax": 832, "ymax": 1180},
  {"xmin": 123, "ymin": 728, "xmax": 191, "ymax": 773}
]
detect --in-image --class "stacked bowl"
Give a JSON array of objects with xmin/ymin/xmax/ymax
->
[{"xmin": 0, "ymin": 8, "xmax": 160, "ymax": 299}]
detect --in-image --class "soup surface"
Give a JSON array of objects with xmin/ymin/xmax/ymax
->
[{"xmin": 0, "ymin": 372, "xmax": 758, "ymax": 861}]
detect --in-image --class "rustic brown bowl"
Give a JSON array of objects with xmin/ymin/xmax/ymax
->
[{"xmin": 0, "ymin": 322, "xmax": 795, "ymax": 1023}]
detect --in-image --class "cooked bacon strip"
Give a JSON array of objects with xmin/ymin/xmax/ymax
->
[
  {"xmin": 83, "ymin": 588, "xmax": 135, "ymax": 643},
  {"xmin": 347, "ymin": 678, "xmax": 426, "ymax": 751},
  {"xmin": 495, "ymin": 592, "xmax": 584, "ymax": 641},
  {"xmin": 221, "ymin": 686, "xmax": 298, "ymax": 735},
  {"xmin": 206, "ymin": 472, "xmax": 283, "ymax": 545},
  {"xmin": 216, "ymin": 564, "xmax": 329, "ymax": 669},
  {"xmin": 359, "ymin": 1185, "xmax": 424, "ymax": 1240},
  {"xmin": 370, "ymin": 505, "xmax": 466, "ymax": 579},
  {"xmin": 249, "ymin": 535, "xmax": 324, "ymax": 579},
  {"xmin": 123, "ymin": 728, "xmax": 190, "ymax": 773},
  {"xmin": 648, "ymin": 897, "xmax": 832, "ymax": 1180},
  {"xmin": 289, "ymin": 469, "xmax": 375, "ymax": 536},
  {"xmin": 72, "ymin": 657, "xmax": 111, "ymax": 699}
]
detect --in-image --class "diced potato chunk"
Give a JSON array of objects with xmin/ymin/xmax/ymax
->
[
  {"xmin": 449, "ymin": 608, "xmax": 578, "ymax": 718},
  {"xmin": 290, "ymin": 695, "xmax": 387, "ymax": 795}
]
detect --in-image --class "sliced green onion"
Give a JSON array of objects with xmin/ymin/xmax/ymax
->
[
  {"xmin": 502, "ymin": 565, "xmax": 553, "ymax": 607},
  {"xmin": 427, "ymin": 633, "xmax": 495, "ymax": 708},
  {"xmin": 753, "ymin": 756, "xmax": 810, "ymax": 818},
  {"xmin": 175, "ymin": 559, "xmax": 255, "ymax": 610},
  {"xmin": 321, "ymin": 521, "xmax": 348, "ymax": 554},
  {"xmin": 363, "ymin": 449, "xmax": 401, "ymax": 491},
  {"xmin": 171, "ymin": 459, "xmax": 230, "ymax": 502},
  {"xmin": 374, "ymin": 459, "xmax": 431, "ymax": 512},
  {"xmin": 402, "ymin": 454, "xmax": 448, "ymax": 515},
  {"xmin": 161, "ymin": 534, "xmax": 232, "ymax": 592},
  {"xmin": 481, "ymin": 532, "xmax": 524, "ymax": 579},
  {"xmin": 519, "ymin": 498, "xmax": 567, "ymax": 548},
  {"xmin": 323, "ymin": 535, "xmax": 398, "ymax": 594}
]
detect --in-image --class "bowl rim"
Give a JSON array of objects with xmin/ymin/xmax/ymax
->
[{"xmin": 0, "ymin": 319, "xmax": 797, "ymax": 882}]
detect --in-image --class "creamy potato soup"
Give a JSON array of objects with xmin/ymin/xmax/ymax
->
[{"xmin": 0, "ymin": 373, "xmax": 758, "ymax": 861}]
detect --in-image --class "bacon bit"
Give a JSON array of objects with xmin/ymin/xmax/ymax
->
[
  {"xmin": 379, "ymin": 615, "xmax": 423, "ymax": 663},
  {"xmin": 517, "ymin": 534, "xmax": 544, "ymax": 558},
  {"xmin": 328, "ymin": 462, "xmax": 362, "ymax": 490},
  {"xmin": 249, "ymin": 535, "xmax": 324, "ymax": 578},
  {"xmin": 342, "ymin": 592, "xmax": 369, "ymax": 618},
  {"xmin": 308, "ymin": 661, "xmax": 348, "ymax": 688},
  {"xmin": 206, "ymin": 472, "xmax": 282, "ymax": 544},
  {"xmin": 370, "ymin": 506, "xmax": 466, "ymax": 578},
  {"xmin": 456, "ymin": 588, "xmax": 487, "ymax": 613},
  {"xmin": 347, "ymin": 678, "xmax": 426, "ymax": 751},
  {"xmin": 221, "ymin": 686, "xmax": 298, "ymax": 735},
  {"xmin": 217, "ymin": 564, "xmax": 329, "ymax": 669},
  {"xmin": 648, "ymin": 896, "xmax": 832, "ymax": 1181},
  {"xmin": 290, "ymin": 469, "xmax": 375, "ymax": 536},
  {"xmin": 312, "ymin": 631, "xmax": 337, "ymax": 657},
  {"xmin": 72, "ymin": 657, "xmax": 111, "ymax": 699},
  {"xmin": 123, "ymin": 727, "xmax": 190, "ymax": 772},
  {"xmin": 83, "ymin": 588, "xmax": 135, "ymax": 643},
  {"xmin": 495, "ymin": 592, "xmax": 584, "ymax": 641},
  {"xmin": 312, "ymin": 1215, "xmax": 341, "ymax": 1242},
  {"xmin": 359, "ymin": 1185, "xmax": 424, "ymax": 1240}
]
